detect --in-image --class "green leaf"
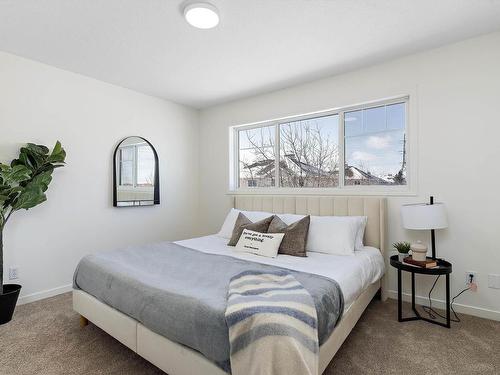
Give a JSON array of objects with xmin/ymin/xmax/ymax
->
[
  {"xmin": 7, "ymin": 186, "xmax": 23, "ymax": 195},
  {"xmin": 2, "ymin": 141, "xmax": 66, "ymax": 215},
  {"xmin": 47, "ymin": 141, "xmax": 66, "ymax": 164},
  {"xmin": 36, "ymin": 164, "xmax": 55, "ymax": 175},
  {"xmin": 26, "ymin": 143, "xmax": 50, "ymax": 156},
  {"xmin": 4, "ymin": 187, "xmax": 23, "ymax": 208},
  {"xmin": 51, "ymin": 141, "xmax": 62, "ymax": 156},
  {"xmin": 18, "ymin": 149, "xmax": 35, "ymax": 170},
  {"xmin": 29, "ymin": 171, "xmax": 53, "ymax": 192},
  {"xmin": 46, "ymin": 153, "xmax": 66, "ymax": 164},
  {"xmin": 18, "ymin": 147, "xmax": 44, "ymax": 170},
  {"xmin": 0, "ymin": 164, "xmax": 32, "ymax": 185},
  {"xmin": 12, "ymin": 185, "xmax": 47, "ymax": 210}
]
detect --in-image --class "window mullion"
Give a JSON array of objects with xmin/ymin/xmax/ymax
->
[
  {"xmin": 135, "ymin": 146, "xmax": 139, "ymax": 188},
  {"xmin": 274, "ymin": 123, "xmax": 280, "ymax": 188},
  {"xmin": 235, "ymin": 129, "xmax": 240, "ymax": 189},
  {"xmin": 339, "ymin": 111, "xmax": 345, "ymax": 189}
]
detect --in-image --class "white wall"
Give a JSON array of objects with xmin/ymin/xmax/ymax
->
[
  {"xmin": 198, "ymin": 32, "xmax": 500, "ymax": 320},
  {"xmin": 0, "ymin": 51, "xmax": 199, "ymax": 303}
]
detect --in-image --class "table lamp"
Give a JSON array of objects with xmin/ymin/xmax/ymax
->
[{"xmin": 400, "ymin": 196, "xmax": 448, "ymax": 260}]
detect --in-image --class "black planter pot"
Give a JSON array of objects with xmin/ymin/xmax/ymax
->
[{"xmin": 0, "ymin": 284, "xmax": 22, "ymax": 325}]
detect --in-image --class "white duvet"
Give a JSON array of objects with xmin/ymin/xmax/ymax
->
[{"xmin": 175, "ymin": 234, "xmax": 385, "ymax": 312}]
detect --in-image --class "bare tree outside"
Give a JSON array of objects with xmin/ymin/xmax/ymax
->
[
  {"xmin": 239, "ymin": 125, "xmax": 276, "ymax": 188},
  {"xmin": 279, "ymin": 115, "xmax": 339, "ymax": 187},
  {"xmin": 238, "ymin": 115, "xmax": 339, "ymax": 188},
  {"xmin": 237, "ymin": 101, "xmax": 407, "ymax": 189}
]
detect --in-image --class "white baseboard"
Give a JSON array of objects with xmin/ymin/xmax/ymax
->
[
  {"xmin": 386, "ymin": 289, "xmax": 500, "ymax": 322},
  {"xmin": 17, "ymin": 284, "xmax": 73, "ymax": 305}
]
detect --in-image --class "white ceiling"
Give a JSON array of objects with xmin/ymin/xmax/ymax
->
[{"xmin": 1, "ymin": 0, "xmax": 500, "ymax": 108}]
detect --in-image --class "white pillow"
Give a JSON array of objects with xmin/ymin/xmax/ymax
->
[
  {"xmin": 306, "ymin": 216, "xmax": 359, "ymax": 255},
  {"xmin": 217, "ymin": 208, "xmax": 240, "ymax": 239},
  {"xmin": 278, "ymin": 214, "xmax": 368, "ymax": 255},
  {"xmin": 217, "ymin": 208, "xmax": 274, "ymax": 239},
  {"xmin": 277, "ymin": 213, "xmax": 361, "ymax": 255},
  {"xmin": 355, "ymin": 216, "xmax": 368, "ymax": 250},
  {"xmin": 234, "ymin": 229, "xmax": 285, "ymax": 258}
]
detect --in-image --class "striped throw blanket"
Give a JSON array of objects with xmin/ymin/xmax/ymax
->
[{"xmin": 225, "ymin": 270, "xmax": 319, "ymax": 375}]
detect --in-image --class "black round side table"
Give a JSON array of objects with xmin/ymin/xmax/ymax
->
[{"xmin": 390, "ymin": 255, "xmax": 453, "ymax": 328}]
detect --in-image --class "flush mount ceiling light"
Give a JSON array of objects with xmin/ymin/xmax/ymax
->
[{"xmin": 184, "ymin": 2, "xmax": 219, "ymax": 29}]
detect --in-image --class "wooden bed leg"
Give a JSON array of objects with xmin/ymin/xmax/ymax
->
[
  {"xmin": 79, "ymin": 315, "xmax": 89, "ymax": 328},
  {"xmin": 375, "ymin": 288, "xmax": 382, "ymax": 300}
]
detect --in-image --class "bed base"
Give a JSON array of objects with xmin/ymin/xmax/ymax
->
[{"xmin": 73, "ymin": 280, "xmax": 380, "ymax": 375}]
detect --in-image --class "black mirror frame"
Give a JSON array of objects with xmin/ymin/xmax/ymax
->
[{"xmin": 113, "ymin": 136, "xmax": 160, "ymax": 207}]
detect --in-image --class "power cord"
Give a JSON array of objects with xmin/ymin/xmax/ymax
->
[{"xmin": 421, "ymin": 275, "xmax": 471, "ymax": 323}]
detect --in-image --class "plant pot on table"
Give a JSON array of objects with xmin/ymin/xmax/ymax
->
[{"xmin": 398, "ymin": 253, "xmax": 409, "ymax": 262}]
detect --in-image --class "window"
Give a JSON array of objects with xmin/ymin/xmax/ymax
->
[
  {"xmin": 136, "ymin": 145, "xmax": 155, "ymax": 186},
  {"xmin": 119, "ymin": 143, "xmax": 155, "ymax": 187},
  {"xmin": 233, "ymin": 97, "xmax": 409, "ymax": 191},
  {"xmin": 279, "ymin": 114, "xmax": 339, "ymax": 187},
  {"xmin": 119, "ymin": 147, "xmax": 134, "ymax": 186},
  {"xmin": 239, "ymin": 125, "xmax": 275, "ymax": 188},
  {"xmin": 344, "ymin": 102, "xmax": 406, "ymax": 186}
]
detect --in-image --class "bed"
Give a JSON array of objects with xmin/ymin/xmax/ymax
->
[{"xmin": 73, "ymin": 195, "xmax": 387, "ymax": 375}]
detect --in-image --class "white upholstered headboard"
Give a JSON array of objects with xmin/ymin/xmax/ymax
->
[{"xmin": 233, "ymin": 195, "xmax": 386, "ymax": 252}]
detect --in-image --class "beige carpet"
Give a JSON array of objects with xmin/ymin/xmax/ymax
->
[{"xmin": 1, "ymin": 293, "xmax": 499, "ymax": 375}]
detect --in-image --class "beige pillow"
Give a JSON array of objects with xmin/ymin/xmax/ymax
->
[
  {"xmin": 227, "ymin": 213, "xmax": 275, "ymax": 246},
  {"xmin": 268, "ymin": 215, "xmax": 310, "ymax": 257}
]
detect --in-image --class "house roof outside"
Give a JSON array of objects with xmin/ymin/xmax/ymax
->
[{"xmin": 243, "ymin": 156, "xmax": 399, "ymax": 185}]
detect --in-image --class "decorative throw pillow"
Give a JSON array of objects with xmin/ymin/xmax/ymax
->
[
  {"xmin": 268, "ymin": 215, "xmax": 310, "ymax": 257},
  {"xmin": 235, "ymin": 229, "xmax": 285, "ymax": 258},
  {"xmin": 217, "ymin": 208, "xmax": 276, "ymax": 239},
  {"xmin": 227, "ymin": 213, "xmax": 274, "ymax": 246}
]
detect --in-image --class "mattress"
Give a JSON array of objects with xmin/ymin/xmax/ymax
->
[{"xmin": 176, "ymin": 234, "xmax": 385, "ymax": 311}]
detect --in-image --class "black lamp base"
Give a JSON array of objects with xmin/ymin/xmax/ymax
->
[
  {"xmin": 431, "ymin": 228, "xmax": 436, "ymax": 259},
  {"xmin": 430, "ymin": 196, "xmax": 437, "ymax": 259}
]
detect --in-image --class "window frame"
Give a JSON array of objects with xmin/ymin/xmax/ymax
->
[
  {"xmin": 119, "ymin": 143, "xmax": 155, "ymax": 188},
  {"xmin": 229, "ymin": 95, "xmax": 415, "ymax": 196},
  {"xmin": 119, "ymin": 145, "xmax": 136, "ymax": 187}
]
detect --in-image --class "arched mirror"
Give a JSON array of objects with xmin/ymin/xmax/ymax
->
[{"xmin": 113, "ymin": 136, "xmax": 159, "ymax": 207}]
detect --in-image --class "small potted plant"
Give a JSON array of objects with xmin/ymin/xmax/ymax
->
[
  {"xmin": 393, "ymin": 241, "xmax": 411, "ymax": 262},
  {"xmin": 0, "ymin": 142, "xmax": 66, "ymax": 325}
]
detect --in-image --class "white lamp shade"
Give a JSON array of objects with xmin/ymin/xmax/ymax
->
[{"xmin": 401, "ymin": 203, "xmax": 448, "ymax": 230}]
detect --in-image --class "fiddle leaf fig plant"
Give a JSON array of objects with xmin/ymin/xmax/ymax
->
[{"xmin": 0, "ymin": 141, "xmax": 66, "ymax": 294}]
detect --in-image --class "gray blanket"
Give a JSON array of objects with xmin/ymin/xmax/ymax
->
[{"xmin": 73, "ymin": 242, "xmax": 344, "ymax": 372}]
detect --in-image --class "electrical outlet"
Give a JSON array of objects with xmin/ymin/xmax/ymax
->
[
  {"xmin": 466, "ymin": 271, "xmax": 477, "ymax": 288},
  {"xmin": 8, "ymin": 266, "xmax": 19, "ymax": 280}
]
